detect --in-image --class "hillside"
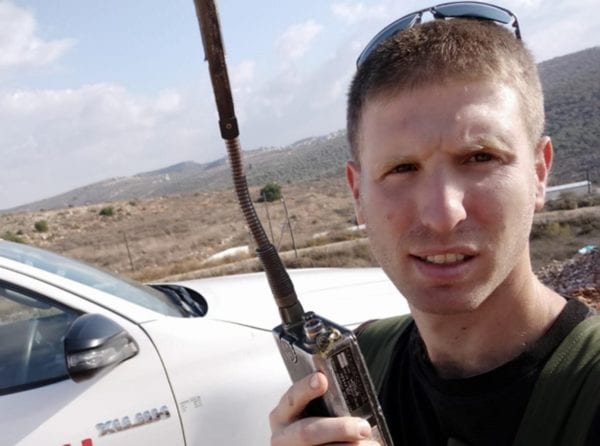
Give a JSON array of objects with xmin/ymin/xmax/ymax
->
[
  {"xmin": 0, "ymin": 177, "xmax": 360, "ymax": 278},
  {"xmin": 4, "ymin": 47, "xmax": 599, "ymax": 213},
  {"xmin": 5, "ymin": 131, "xmax": 349, "ymax": 213},
  {"xmin": 539, "ymin": 47, "xmax": 600, "ymax": 186}
]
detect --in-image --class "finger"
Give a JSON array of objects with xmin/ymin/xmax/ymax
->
[
  {"xmin": 270, "ymin": 372, "xmax": 328, "ymax": 430},
  {"xmin": 272, "ymin": 416, "xmax": 374, "ymax": 446}
]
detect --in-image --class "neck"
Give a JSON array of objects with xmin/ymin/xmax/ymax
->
[{"xmin": 411, "ymin": 271, "xmax": 566, "ymax": 379}]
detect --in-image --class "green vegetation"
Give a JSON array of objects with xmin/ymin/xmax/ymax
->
[
  {"xmin": 34, "ymin": 220, "xmax": 49, "ymax": 232},
  {"xmin": 258, "ymin": 182, "xmax": 282, "ymax": 202},
  {"xmin": 2, "ymin": 231, "xmax": 25, "ymax": 244},
  {"xmin": 99, "ymin": 206, "xmax": 115, "ymax": 217}
]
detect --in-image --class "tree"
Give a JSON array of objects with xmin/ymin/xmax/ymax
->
[
  {"xmin": 99, "ymin": 206, "xmax": 115, "ymax": 216},
  {"xmin": 258, "ymin": 182, "xmax": 281, "ymax": 202},
  {"xmin": 34, "ymin": 220, "xmax": 49, "ymax": 232}
]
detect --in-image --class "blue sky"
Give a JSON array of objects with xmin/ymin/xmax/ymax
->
[{"xmin": 1, "ymin": 0, "xmax": 598, "ymax": 210}]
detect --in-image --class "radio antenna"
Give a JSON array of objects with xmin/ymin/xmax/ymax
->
[{"xmin": 192, "ymin": 0, "xmax": 304, "ymax": 326}]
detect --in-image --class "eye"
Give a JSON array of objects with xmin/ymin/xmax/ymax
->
[
  {"xmin": 467, "ymin": 152, "xmax": 495, "ymax": 163},
  {"xmin": 390, "ymin": 163, "xmax": 418, "ymax": 174}
]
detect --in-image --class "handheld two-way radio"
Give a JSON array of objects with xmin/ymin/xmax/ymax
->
[{"xmin": 192, "ymin": 1, "xmax": 393, "ymax": 443}]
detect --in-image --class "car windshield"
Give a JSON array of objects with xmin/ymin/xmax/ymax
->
[{"xmin": 0, "ymin": 240, "xmax": 185, "ymax": 317}]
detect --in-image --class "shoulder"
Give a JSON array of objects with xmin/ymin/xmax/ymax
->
[
  {"xmin": 355, "ymin": 314, "xmax": 413, "ymax": 392},
  {"xmin": 555, "ymin": 313, "xmax": 600, "ymax": 361},
  {"xmin": 355, "ymin": 315, "xmax": 413, "ymax": 351},
  {"xmin": 515, "ymin": 314, "xmax": 600, "ymax": 446},
  {"xmin": 539, "ymin": 312, "xmax": 600, "ymax": 402}
]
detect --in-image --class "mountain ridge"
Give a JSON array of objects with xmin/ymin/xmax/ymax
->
[{"xmin": 5, "ymin": 47, "xmax": 599, "ymax": 213}]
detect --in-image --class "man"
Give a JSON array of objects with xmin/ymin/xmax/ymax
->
[{"xmin": 269, "ymin": 2, "xmax": 600, "ymax": 445}]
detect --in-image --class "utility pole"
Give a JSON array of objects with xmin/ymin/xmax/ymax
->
[
  {"xmin": 281, "ymin": 197, "xmax": 298, "ymax": 258},
  {"xmin": 122, "ymin": 232, "xmax": 135, "ymax": 272},
  {"xmin": 262, "ymin": 191, "xmax": 275, "ymax": 242},
  {"xmin": 586, "ymin": 168, "xmax": 591, "ymax": 194}
]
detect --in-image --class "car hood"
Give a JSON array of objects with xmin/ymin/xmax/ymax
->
[{"xmin": 170, "ymin": 267, "xmax": 410, "ymax": 330}]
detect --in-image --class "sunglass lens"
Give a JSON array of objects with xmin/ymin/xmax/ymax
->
[{"xmin": 435, "ymin": 2, "xmax": 512, "ymax": 24}]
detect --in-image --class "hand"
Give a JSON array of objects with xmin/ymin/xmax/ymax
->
[{"xmin": 269, "ymin": 371, "xmax": 380, "ymax": 445}]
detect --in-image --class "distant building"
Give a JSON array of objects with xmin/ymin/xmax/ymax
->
[{"xmin": 546, "ymin": 180, "xmax": 593, "ymax": 201}]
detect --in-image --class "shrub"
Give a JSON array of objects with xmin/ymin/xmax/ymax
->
[
  {"xmin": 258, "ymin": 182, "xmax": 281, "ymax": 202},
  {"xmin": 2, "ymin": 231, "xmax": 25, "ymax": 243},
  {"xmin": 34, "ymin": 220, "xmax": 49, "ymax": 232},
  {"xmin": 578, "ymin": 194, "xmax": 600, "ymax": 208},
  {"xmin": 530, "ymin": 221, "xmax": 572, "ymax": 240},
  {"xmin": 99, "ymin": 206, "xmax": 114, "ymax": 217},
  {"xmin": 544, "ymin": 192, "xmax": 600, "ymax": 211}
]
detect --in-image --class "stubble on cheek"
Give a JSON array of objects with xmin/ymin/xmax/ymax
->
[{"xmin": 364, "ymin": 218, "xmax": 407, "ymax": 284}]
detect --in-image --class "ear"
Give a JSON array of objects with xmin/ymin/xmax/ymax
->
[
  {"xmin": 346, "ymin": 160, "xmax": 365, "ymax": 224},
  {"xmin": 533, "ymin": 136, "xmax": 553, "ymax": 211}
]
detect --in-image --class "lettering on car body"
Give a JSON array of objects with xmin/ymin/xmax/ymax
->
[
  {"xmin": 179, "ymin": 395, "xmax": 203, "ymax": 413},
  {"xmin": 96, "ymin": 405, "xmax": 171, "ymax": 436},
  {"xmin": 62, "ymin": 440, "xmax": 92, "ymax": 446}
]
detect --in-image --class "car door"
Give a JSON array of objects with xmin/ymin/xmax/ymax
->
[{"xmin": 0, "ymin": 268, "xmax": 185, "ymax": 446}]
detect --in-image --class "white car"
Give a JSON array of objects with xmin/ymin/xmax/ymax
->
[{"xmin": 0, "ymin": 239, "xmax": 408, "ymax": 445}]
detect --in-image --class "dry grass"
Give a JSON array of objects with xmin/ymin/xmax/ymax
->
[
  {"xmin": 1, "ymin": 178, "xmax": 597, "ymax": 282},
  {"xmin": 0, "ymin": 178, "xmax": 358, "ymax": 280},
  {"xmin": 155, "ymin": 239, "xmax": 377, "ymax": 282},
  {"xmin": 531, "ymin": 206, "xmax": 600, "ymax": 270}
]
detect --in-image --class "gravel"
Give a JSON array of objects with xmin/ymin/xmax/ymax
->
[{"xmin": 537, "ymin": 248, "xmax": 600, "ymax": 309}]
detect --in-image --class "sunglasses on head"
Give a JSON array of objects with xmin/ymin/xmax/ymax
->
[{"xmin": 356, "ymin": 1, "xmax": 521, "ymax": 67}]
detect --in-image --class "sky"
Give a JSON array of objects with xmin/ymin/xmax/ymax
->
[{"xmin": 0, "ymin": 0, "xmax": 598, "ymax": 210}]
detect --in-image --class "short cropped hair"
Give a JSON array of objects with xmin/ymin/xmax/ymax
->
[{"xmin": 347, "ymin": 19, "xmax": 544, "ymax": 162}]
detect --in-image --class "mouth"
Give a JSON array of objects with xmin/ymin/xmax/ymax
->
[{"xmin": 415, "ymin": 253, "xmax": 473, "ymax": 265}]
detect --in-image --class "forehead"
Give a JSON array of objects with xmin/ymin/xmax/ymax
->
[{"xmin": 357, "ymin": 81, "xmax": 525, "ymax": 156}]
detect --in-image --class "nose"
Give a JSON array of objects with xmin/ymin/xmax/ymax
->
[{"xmin": 417, "ymin": 170, "xmax": 467, "ymax": 233}]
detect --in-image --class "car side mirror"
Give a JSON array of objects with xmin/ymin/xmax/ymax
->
[{"xmin": 64, "ymin": 313, "xmax": 138, "ymax": 383}]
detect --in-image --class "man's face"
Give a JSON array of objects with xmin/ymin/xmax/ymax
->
[{"xmin": 346, "ymin": 81, "xmax": 552, "ymax": 316}]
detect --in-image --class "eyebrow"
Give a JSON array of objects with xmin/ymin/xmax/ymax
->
[{"xmin": 459, "ymin": 131, "xmax": 516, "ymax": 153}]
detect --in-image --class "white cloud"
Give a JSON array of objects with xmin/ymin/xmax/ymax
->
[
  {"xmin": 0, "ymin": 82, "xmax": 223, "ymax": 209},
  {"xmin": 500, "ymin": 0, "xmax": 600, "ymax": 61},
  {"xmin": 331, "ymin": 1, "xmax": 388, "ymax": 25},
  {"xmin": 231, "ymin": 35, "xmax": 358, "ymax": 151},
  {"xmin": 232, "ymin": 59, "xmax": 256, "ymax": 91},
  {"xmin": 0, "ymin": 2, "xmax": 73, "ymax": 72},
  {"xmin": 501, "ymin": 0, "xmax": 544, "ymax": 9},
  {"xmin": 153, "ymin": 89, "xmax": 181, "ymax": 113},
  {"xmin": 276, "ymin": 20, "xmax": 323, "ymax": 64}
]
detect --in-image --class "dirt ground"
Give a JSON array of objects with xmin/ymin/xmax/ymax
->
[{"xmin": 0, "ymin": 178, "xmax": 357, "ymax": 278}]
